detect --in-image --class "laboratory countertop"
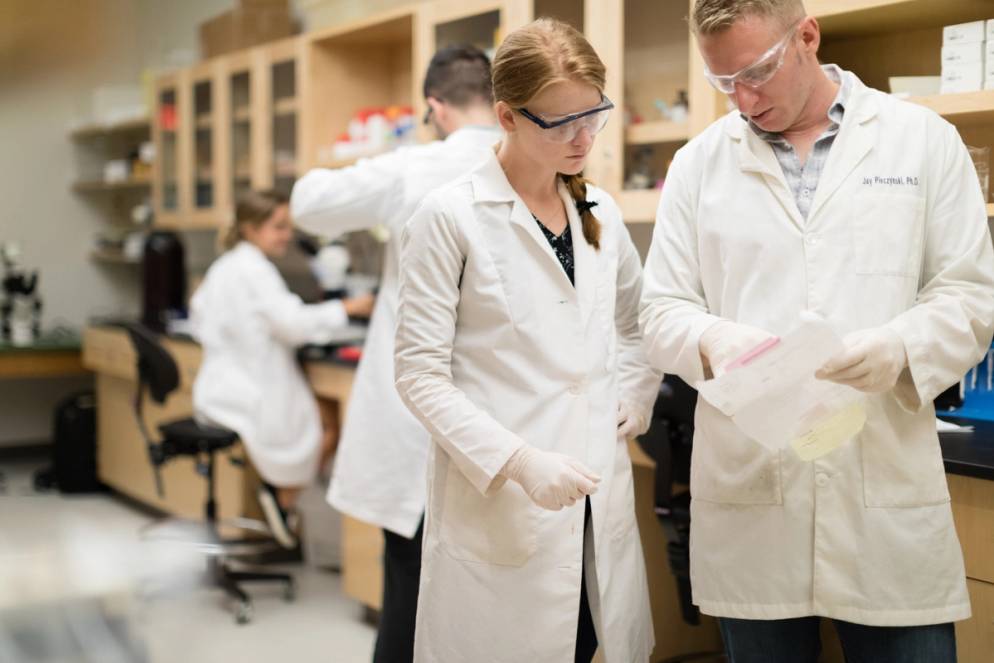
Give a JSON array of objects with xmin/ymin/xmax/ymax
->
[
  {"xmin": 88, "ymin": 321, "xmax": 361, "ymax": 369},
  {"xmin": 938, "ymin": 418, "xmax": 994, "ymax": 482},
  {"xmin": 0, "ymin": 330, "xmax": 81, "ymax": 353},
  {"xmin": 85, "ymin": 322, "xmax": 994, "ymax": 482}
]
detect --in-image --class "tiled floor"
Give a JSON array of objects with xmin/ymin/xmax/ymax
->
[{"xmin": 0, "ymin": 458, "xmax": 377, "ymax": 663}]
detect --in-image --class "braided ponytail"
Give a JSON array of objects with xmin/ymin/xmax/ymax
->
[{"xmin": 560, "ymin": 173, "xmax": 600, "ymax": 250}]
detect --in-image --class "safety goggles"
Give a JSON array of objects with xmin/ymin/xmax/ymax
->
[
  {"xmin": 516, "ymin": 96, "xmax": 615, "ymax": 143},
  {"xmin": 703, "ymin": 21, "xmax": 801, "ymax": 94}
]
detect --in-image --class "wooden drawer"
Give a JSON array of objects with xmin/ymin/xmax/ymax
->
[
  {"xmin": 950, "ymin": 474, "xmax": 994, "ymax": 585},
  {"xmin": 82, "ymin": 326, "xmax": 136, "ymax": 381},
  {"xmin": 957, "ymin": 578, "xmax": 994, "ymax": 663},
  {"xmin": 163, "ymin": 337, "xmax": 202, "ymax": 393},
  {"xmin": 83, "ymin": 326, "xmax": 202, "ymax": 393}
]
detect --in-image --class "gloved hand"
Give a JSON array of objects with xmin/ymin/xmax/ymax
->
[
  {"xmin": 699, "ymin": 320, "xmax": 777, "ymax": 378},
  {"xmin": 815, "ymin": 327, "xmax": 908, "ymax": 393},
  {"xmin": 616, "ymin": 402, "xmax": 646, "ymax": 443},
  {"xmin": 501, "ymin": 445, "xmax": 600, "ymax": 511}
]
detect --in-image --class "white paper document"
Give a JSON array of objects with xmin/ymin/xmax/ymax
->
[{"xmin": 696, "ymin": 313, "xmax": 866, "ymax": 461}]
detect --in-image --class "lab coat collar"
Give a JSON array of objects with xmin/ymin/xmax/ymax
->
[
  {"xmin": 444, "ymin": 125, "xmax": 502, "ymax": 149},
  {"xmin": 723, "ymin": 70, "xmax": 879, "ymax": 230},
  {"xmin": 470, "ymin": 151, "xmax": 597, "ymax": 325}
]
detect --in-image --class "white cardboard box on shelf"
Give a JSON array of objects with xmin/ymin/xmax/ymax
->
[
  {"xmin": 944, "ymin": 21, "xmax": 987, "ymax": 45},
  {"xmin": 942, "ymin": 63, "xmax": 984, "ymax": 94},
  {"xmin": 943, "ymin": 42, "xmax": 986, "ymax": 66}
]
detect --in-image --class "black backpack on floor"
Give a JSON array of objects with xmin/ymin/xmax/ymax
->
[{"xmin": 48, "ymin": 390, "xmax": 103, "ymax": 493}]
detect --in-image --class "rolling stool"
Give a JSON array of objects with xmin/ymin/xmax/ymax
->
[{"xmin": 124, "ymin": 322, "xmax": 294, "ymax": 624}]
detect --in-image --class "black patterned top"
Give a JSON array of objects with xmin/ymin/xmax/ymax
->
[{"xmin": 533, "ymin": 213, "xmax": 575, "ymax": 285}]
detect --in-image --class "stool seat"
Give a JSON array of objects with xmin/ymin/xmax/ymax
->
[{"xmin": 157, "ymin": 418, "xmax": 239, "ymax": 453}]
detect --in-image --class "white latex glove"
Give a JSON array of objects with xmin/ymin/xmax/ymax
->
[
  {"xmin": 501, "ymin": 445, "xmax": 601, "ymax": 511},
  {"xmin": 815, "ymin": 327, "xmax": 908, "ymax": 393},
  {"xmin": 616, "ymin": 402, "xmax": 646, "ymax": 443},
  {"xmin": 699, "ymin": 320, "xmax": 777, "ymax": 378}
]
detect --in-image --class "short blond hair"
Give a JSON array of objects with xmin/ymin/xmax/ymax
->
[{"xmin": 691, "ymin": 0, "xmax": 805, "ymax": 36}]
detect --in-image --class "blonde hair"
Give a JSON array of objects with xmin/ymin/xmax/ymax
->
[
  {"xmin": 691, "ymin": 0, "xmax": 805, "ymax": 36},
  {"xmin": 220, "ymin": 190, "xmax": 289, "ymax": 251},
  {"xmin": 492, "ymin": 18, "xmax": 605, "ymax": 250}
]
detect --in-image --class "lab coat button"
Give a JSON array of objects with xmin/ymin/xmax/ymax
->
[
  {"xmin": 805, "ymin": 234, "xmax": 820, "ymax": 246},
  {"xmin": 815, "ymin": 473, "xmax": 829, "ymax": 487},
  {"xmin": 569, "ymin": 382, "xmax": 584, "ymax": 395}
]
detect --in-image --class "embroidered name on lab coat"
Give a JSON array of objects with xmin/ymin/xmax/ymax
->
[{"xmin": 862, "ymin": 175, "xmax": 920, "ymax": 187}]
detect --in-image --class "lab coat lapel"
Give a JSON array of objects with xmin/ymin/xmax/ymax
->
[
  {"xmin": 471, "ymin": 153, "xmax": 580, "ymax": 293},
  {"xmin": 561, "ymin": 183, "xmax": 596, "ymax": 328},
  {"xmin": 729, "ymin": 118, "xmax": 805, "ymax": 232},
  {"xmin": 807, "ymin": 85, "xmax": 879, "ymax": 224}
]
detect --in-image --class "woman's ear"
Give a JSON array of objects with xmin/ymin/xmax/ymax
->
[{"xmin": 495, "ymin": 101, "xmax": 517, "ymax": 133}]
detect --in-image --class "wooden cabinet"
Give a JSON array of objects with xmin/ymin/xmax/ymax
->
[
  {"xmin": 301, "ymin": 7, "xmax": 418, "ymax": 171},
  {"xmin": 152, "ymin": 71, "xmax": 189, "ymax": 228},
  {"xmin": 153, "ymin": 38, "xmax": 304, "ymax": 228},
  {"xmin": 82, "ymin": 327, "xmax": 256, "ymax": 520},
  {"xmin": 949, "ymin": 474, "xmax": 994, "ymax": 661},
  {"xmin": 958, "ymin": 578, "xmax": 994, "ymax": 663}
]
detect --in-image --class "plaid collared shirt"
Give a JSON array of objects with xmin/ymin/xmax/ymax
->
[{"xmin": 746, "ymin": 65, "xmax": 853, "ymax": 221}]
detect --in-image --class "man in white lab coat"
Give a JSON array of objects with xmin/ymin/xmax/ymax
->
[
  {"xmin": 290, "ymin": 45, "xmax": 499, "ymax": 662},
  {"xmin": 639, "ymin": 1, "xmax": 994, "ymax": 661}
]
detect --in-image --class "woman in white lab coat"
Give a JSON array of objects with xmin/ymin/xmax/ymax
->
[
  {"xmin": 394, "ymin": 19, "xmax": 659, "ymax": 663},
  {"xmin": 191, "ymin": 190, "xmax": 373, "ymax": 548}
]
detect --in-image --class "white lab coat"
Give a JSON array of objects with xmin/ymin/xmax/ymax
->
[
  {"xmin": 395, "ymin": 151, "xmax": 660, "ymax": 662},
  {"xmin": 291, "ymin": 126, "xmax": 501, "ymax": 537},
  {"xmin": 639, "ymin": 71, "xmax": 994, "ymax": 626},
  {"xmin": 191, "ymin": 241, "xmax": 348, "ymax": 486}
]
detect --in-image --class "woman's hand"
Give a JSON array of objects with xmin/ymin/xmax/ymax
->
[{"xmin": 343, "ymin": 293, "xmax": 376, "ymax": 319}]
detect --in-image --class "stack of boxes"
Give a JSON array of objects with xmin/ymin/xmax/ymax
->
[{"xmin": 941, "ymin": 19, "xmax": 994, "ymax": 94}]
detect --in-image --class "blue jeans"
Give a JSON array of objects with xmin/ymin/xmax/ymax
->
[{"xmin": 718, "ymin": 616, "xmax": 956, "ymax": 663}]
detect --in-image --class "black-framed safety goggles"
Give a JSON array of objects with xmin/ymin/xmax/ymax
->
[{"xmin": 516, "ymin": 96, "xmax": 614, "ymax": 143}]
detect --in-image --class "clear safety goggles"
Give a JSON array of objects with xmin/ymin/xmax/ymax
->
[
  {"xmin": 703, "ymin": 21, "xmax": 801, "ymax": 94},
  {"xmin": 516, "ymin": 96, "xmax": 615, "ymax": 143}
]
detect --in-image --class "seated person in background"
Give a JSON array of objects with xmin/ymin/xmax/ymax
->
[{"xmin": 190, "ymin": 190, "xmax": 374, "ymax": 548}]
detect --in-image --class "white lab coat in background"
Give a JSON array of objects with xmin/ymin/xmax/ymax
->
[
  {"xmin": 639, "ymin": 71, "xmax": 994, "ymax": 626},
  {"xmin": 191, "ymin": 241, "xmax": 348, "ymax": 486},
  {"xmin": 291, "ymin": 126, "xmax": 501, "ymax": 537},
  {"xmin": 395, "ymin": 151, "xmax": 660, "ymax": 662}
]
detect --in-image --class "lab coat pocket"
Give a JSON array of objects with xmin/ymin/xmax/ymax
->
[
  {"xmin": 851, "ymin": 192, "xmax": 925, "ymax": 278},
  {"xmin": 860, "ymin": 397, "xmax": 950, "ymax": 508},
  {"xmin": 691, "ymin": 402, "xmax": 783, "ymax": 505},
  {"xmin": 608, "ymin": 443, "xmax": 637, "ymax": 540},
  {"xmin": 439, "ymin": 463, "xmax": 538, "ymax": 567}
]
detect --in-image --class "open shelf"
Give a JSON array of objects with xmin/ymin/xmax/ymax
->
[
  {"xmin": 908, "ymin": 91, "xmax": 994, "ymax": 125},
  {"xmin": 73, "ymin": 177, "xmax": 151, "ymax": 192},
  {"xmin": 617, "ymin": 189, "xmax": 661, "ymax": 223},
  {"xmin": 71, "ymin": 116, "xmax": 149, "ymax": 139},
  {"xmin": 274, "ymin": 97, "xmax": 298, "ymax": 116},
  {"xmin": 626, "ymin": 120, "xmax": 690, "ymax": 146},
  {"xmin": 90, "ymin": 250, "xmax": 141, "ymax": 265},
  {"xmin": 233, "ymin": 106, "xmax": 251, "ymax": 123},
  {"xmin": 304, "ymin": 9, "xmax": 414, "ymax": 169},
  {"xmin": 810, "ymin": 0, "xmax": 994, "ymax": 38},
  {"xmin": 195, "ymin": 114, "xmax": 213, "ymax": 129}
]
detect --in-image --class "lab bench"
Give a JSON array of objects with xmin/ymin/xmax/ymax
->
[
  {"xmin": 0, "ymin": 331, "xmax": 87, "ymax": 380},
  {"xmin": 80, "ymin": 324, "xmax": 994, "ymax": 660}
]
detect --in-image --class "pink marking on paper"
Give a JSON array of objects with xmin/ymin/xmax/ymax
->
[{"xmin": 725, "ymin": 337, "xmax": 781, "ymax": 372}]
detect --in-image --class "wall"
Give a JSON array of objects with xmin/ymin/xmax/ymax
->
[{"xmin": 0, "ymin": 0, "xmax": 228, "ymax": 446}]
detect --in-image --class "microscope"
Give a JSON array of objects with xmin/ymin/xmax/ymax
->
[{"xmin": 1, "ymin": 242, "xmax": 42, "ymax": 346}]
